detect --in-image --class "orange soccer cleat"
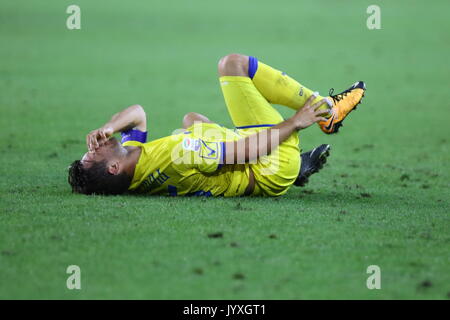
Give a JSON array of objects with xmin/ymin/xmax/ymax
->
[{"xmin": 318, "ymin": 81, "xmax": 366, "ymax": 134}]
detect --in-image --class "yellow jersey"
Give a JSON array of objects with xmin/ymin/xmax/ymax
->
[{"xmin": 122, "ymin": 123, "xmax": 250, "ymax": 197}]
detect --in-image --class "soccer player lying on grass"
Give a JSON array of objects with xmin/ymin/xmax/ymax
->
[{"xmin": 68, "ymin": 54, "xmax": 366, "ymax": 196}]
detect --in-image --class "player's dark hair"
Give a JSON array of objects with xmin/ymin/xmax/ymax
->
[{"xmin": 68, "ymin": 160, "xmax": 131, "ymax": 195}]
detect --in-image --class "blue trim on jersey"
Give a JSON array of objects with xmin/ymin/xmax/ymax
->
[
  {"xmin": 187, "ymin": 190, "xmax": 212, "ymax": 197},
  {"xmin": 248, "ymin": 56, "xmax": 258, "ymax": 79},
  {"xmin": 121, "ymin": 129, "xmax": 147, "ymax": 144},
  {"xmin": 235, "ymin": 124, "xmax": 275, "ymax": 129},
  {"xmin": 168, "ymin": 185, "xmax": 178, "ymax": 196}
]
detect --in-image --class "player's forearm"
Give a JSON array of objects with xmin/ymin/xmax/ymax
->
[
  {"xmin": 224, "ymin": 118, "xmax": 298, "ymax": 164},
  {"xmin": 103, "ymin": 104, "xmax": 147, "ymax": 133},
  {"xmin": 222, "ymin": 95, "xmax": 330, "ymax": 164},
  {"xmin": 86, "ymin": 104, "xmax": 147, "ymax": 151}
]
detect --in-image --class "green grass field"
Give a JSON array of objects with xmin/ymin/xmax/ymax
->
[{"xmin": 1, "ymin": 0, "xmax": 449, "ymax": 299}]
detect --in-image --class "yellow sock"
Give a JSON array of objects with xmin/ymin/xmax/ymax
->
[{"xmin": 249, "ymin": 56, "xmax": 331, "ymax": 112}]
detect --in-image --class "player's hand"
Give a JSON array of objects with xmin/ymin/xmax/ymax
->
[
  {"xmin": 86, "ymin": 126, "xmax": 114, "ymax": 152},
  {"xmin": 291, "ymin": 94, "xmax": 331, "ymax": 130}
]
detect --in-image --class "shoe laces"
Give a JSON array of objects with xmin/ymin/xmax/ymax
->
[{"xmin": 329, "ymin": 87, "xmax": 351, "ymax": 104}]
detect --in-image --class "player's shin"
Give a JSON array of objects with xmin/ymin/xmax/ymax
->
[{"xmin": 249, "ymin": 56, "xmax": 331, "ymax": 112}]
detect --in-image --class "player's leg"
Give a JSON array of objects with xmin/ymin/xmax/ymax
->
[
  {"xmin": 218, "ymin": 55, "xmax": 301, "ymax": 197},
  {"xmin": 251, "ymin": 56, "xmax": 333, "ymax": 113},
  {"xmin": 218, "ymin": 54, "xmax": 284, "ymax": 128},
  {"xmin": 182, "ymin": 112, "xmax": 212, "ymax": 129},
  {"xmin": 221, "ymin": 54, "xmax": 366, "ymax": 134},
  {"xmin": 219, "ymin": 54, "xmax": 330, "ymax": 112}
]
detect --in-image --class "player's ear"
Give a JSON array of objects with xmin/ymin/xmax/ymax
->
[{"xmin": 107, "ymin": 161, "xmax": 120, "ymax": 175}]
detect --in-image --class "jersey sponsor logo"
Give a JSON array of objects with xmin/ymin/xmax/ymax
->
[
  {"xmin": 182, "ymin": 138, "xmax": 200, "ymax": 152},
  {"xmin": 199, "ymin": 140, "xmax": 219, "ymax": 159}
]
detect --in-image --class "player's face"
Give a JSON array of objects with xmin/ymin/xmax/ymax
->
[{"xmin": 80, "ymin": 137, "xmax": 123, "ymax": 168}]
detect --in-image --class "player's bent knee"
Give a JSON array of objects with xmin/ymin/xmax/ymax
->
[
  {"xmin": 182, "ymin": 112, "xmax": 196, "ymax": 129},
  {"xmin": 182, "ymin": 112, "xmax": 211, "ymax": 129},
  {"xmin": 218, "ymin": 54, "xmax": 248, "ymax": 77}
]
